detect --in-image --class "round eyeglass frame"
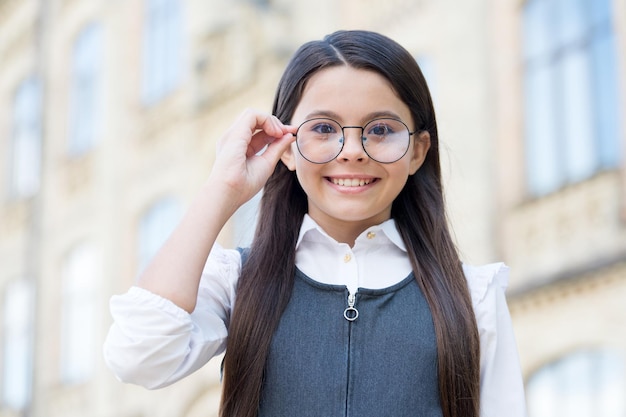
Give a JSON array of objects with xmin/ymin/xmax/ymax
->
[{"xmin": 293, "ymin": 117, "xmax": 419, "ymax": 164}]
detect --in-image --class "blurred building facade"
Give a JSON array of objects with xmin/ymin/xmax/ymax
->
[{"xmin": 0, "ymin": 0, "xmax": 624, "ymax": 416}]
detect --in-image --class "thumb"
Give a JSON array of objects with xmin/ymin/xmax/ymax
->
[{"xmin": 259, "ymin": 132, "xmax": 296, "ymax": 164}]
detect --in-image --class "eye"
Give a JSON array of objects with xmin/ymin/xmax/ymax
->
[
  {"xmin": 311, "ymin": 122, "xmax": 337, "ymax": 135},
  {"xmin": 367, "ymin": 123, "xmax": 394, "ymax": 137}
]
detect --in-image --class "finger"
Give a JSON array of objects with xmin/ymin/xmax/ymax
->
[
  {"xmin": 257, "ymin": 132, "xmax": 296, "ymax": 164},
  {"xmin": 219, "ymin": 110, "xmax": 268, "ymax": 145},
  {"xmin": 246, "ymin": 128, "xmax": 294, "ymax": 158},
  {"xmin": 246, "ymin": 131, "xmax": 275, "ymax": 157},
  {"xmin": 220, "ymin": 112, "xmax": 280, "ymax": 152},
  {"xmin": 217, "ymin": 110, "xmax": 296, "ymax": 165},
  {"xmin": 238, "ymin": 110, "xmax": 286, "ymax": 138},
  {"xmin": 245, "ymin": 113, "xmax": 294, "ymax": 155}
]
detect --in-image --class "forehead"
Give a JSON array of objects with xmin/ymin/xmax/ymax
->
[{"xmin": 292, "ymin": 66, "xmax": 411, "ymax": 124}]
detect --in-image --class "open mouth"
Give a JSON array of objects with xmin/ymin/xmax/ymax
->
[{"xmin": 330, "ymin": 178, "xmax": 375, "ymax": 187}]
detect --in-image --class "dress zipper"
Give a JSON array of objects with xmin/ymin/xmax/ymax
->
[
  {"xmin": 343, "ymin": 292, "xmax": 359, "ymax": 321},
  {"xmin": 344, "ymin": 291, "xmax": 358, "ymax": 416}
]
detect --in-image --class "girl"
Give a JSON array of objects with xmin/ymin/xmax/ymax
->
[{"xmin": 104, "ymin": 30, "xmax": 526, "ymax": 417}]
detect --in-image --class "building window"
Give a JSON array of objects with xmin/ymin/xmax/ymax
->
[
  {"xmin": 138, "ymin": 197, "xmax": 182, "ymax": 271},
  {"xmin": 142, "ymin": 0, "xmax": 183, "ymax": 104},
  {"xmin": 526, "ymin": 349, "xmax": 625, "ymax": 417},
  {"xmin": 522, "ymin": 0, "xmax": 622, "ymax": 196},
  {"xmin": 9, "ymin": 77, "xmax": 42, "ymax": 199},
  {"xmin": 68, "ymin": 23, "xmax": 103, "ymax": 156},
  {"xmin": 60, "ymin": 243, "xmax": 100, "ymax": 384},
  {"xmin": 1, "ymin": 280, "xmax": 34, "ymax": 410}
]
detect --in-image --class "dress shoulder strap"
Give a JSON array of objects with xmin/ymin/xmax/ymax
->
[{"xmin": 236, "ymin": 247, "xmax": 251, "ymax": 265}]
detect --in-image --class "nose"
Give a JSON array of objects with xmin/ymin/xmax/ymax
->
[{"xmin": 337, "ymin": 127, "xmax": 367, "ymax": 162}]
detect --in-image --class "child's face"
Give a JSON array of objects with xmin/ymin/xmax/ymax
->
[{"xmin": 281, "ymin": 65, "xmax": 430, "ymax": 240}]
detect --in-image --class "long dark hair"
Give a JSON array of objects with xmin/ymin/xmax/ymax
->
[{"xmin": 220, "ymin": 30, "xmax": 480, "ymax": 417}]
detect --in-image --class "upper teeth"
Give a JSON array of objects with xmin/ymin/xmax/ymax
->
[{"xmin": 332, "ymin": 178, "xmax": 372, "ymax": 187}]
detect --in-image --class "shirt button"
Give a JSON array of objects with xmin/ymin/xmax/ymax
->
[
  {"xmin": 367, "ymin": 232, "xmax": 376, "ymax": 239},
  {"xmin": 343, "ymin": 253, "xmax": 352, "ymax": 263}
]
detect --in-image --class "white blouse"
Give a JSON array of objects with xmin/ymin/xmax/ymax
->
[{"xmin": 103, "ymin": 215, "xmax": 527, "ymax": 417}]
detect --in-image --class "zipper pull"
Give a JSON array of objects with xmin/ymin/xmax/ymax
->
[{"xmin": 343, "ymin": 292, "xmax": 359, "ymax": 321}]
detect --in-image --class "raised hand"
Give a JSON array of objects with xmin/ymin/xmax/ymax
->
[
  {"xmin": 135, "ymin": 110, "xmax": 295, "ymax": 312},
  {"xmin": 210, "ymin": 109, "xmax": 296, "ymax": 210}
]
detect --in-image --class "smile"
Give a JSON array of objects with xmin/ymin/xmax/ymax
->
[{"xmin": 331, "ymin": 178, "xmax": 374, "ymax": 187}]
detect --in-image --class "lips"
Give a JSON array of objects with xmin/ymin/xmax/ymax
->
[{"xmin": 331, "ymin": 178, "xmax": 373, "ymax": 187}]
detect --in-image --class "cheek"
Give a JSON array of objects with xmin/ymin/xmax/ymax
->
[
  {"xmin": 295, "ymin": 161, "xmax": 318, "ymax": 185},
  {"xmin": 293, "ymin": 160, "xmax": 328, "ymax": 198},
  {"xmin": 388, "ymin": 164, "xmax": 412, "ymax": 191},
  {"xmin": 391, "ymin": 158, "xmax": 412, "ymax": 177}
]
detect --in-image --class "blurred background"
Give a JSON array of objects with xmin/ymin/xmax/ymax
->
[{"xmin": 0, "ymin": 0, "xmax": 625, "ymax": 416}]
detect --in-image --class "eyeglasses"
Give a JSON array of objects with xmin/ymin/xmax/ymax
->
[{"xmin": 294, "ymin": 118, "xmax": 418, "ymax": 164}]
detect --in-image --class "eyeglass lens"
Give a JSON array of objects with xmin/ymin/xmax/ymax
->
[{"xmin": 295, "ymin": 118, "xmax": 411, "ymax": 164}]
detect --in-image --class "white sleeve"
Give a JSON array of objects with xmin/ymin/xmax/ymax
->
[
  {"xmin": 102, "ymin": 244, "xmax": 240, "ymax": 389},
  {"xmin": 463, "ymin": 263, "xmax": 528, "ymax": 417}
]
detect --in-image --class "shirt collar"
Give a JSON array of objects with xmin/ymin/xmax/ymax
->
[{"xmin": 296, "ymin": 214, "xmax": 407, "ymax": 252}]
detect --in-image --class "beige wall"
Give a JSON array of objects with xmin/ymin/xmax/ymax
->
[
  {"xmin": 512, "ymin": 262, "xmax": 626, "ymax": 378},
  {"xmin": 491, "ymin": 0, "xmax": 626, "ymax": 386},
  {"xmin": 0, "ymin": 0, "xmax": 624, "ymax": 416}
]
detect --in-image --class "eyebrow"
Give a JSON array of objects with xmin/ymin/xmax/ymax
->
[{"xmin": 304, "ymin": 110, "xmax": 406, "ymax": 122}]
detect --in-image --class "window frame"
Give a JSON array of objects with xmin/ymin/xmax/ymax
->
[
  {"xmin": 8, "ymin": 77, "xmax": 42, "ymax": 199},
  {"xmin": 141, "ymin": 0, "xmax": 183, "ymax": 104},
  {"xmin": 67, "ymin": 23, "xmax": 104, "ymax": 156},
  {"xmin": 1, "ymin": 279, "xmax": 35, "ymax": 410},
  {"xmin": 521, "ymin": 0, "xmax": 622, "ymax": 196}
]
